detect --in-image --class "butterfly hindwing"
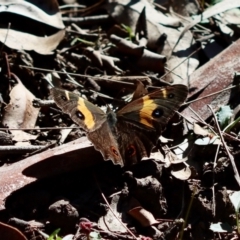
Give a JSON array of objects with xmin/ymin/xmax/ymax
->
[{"xmin": 88, "ymin": 120, "xmax": 124, "ymax": 166}]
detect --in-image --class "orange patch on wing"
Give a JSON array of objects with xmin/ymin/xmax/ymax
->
[
  {"xmin": 77, "ymin": 98, "xmax": 95, "ymax": 129},
  {"xmin": 139, "ymin": 96, "xmax": 157, "ymax": 128}
]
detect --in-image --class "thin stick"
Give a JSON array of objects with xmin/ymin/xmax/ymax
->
[
  {"xmin": 0, "ymin": 127, "xmax": 81, "ymax": 131},
  {"xmin": 207, "ymin": 105, "xmax": 240, "ymax": 186},
  {"xmin": 16, "ymin": 65, "xmax": 134, "ymax": 85},
  {"xmin": 160, "ymin": 46, "xmax": 201, "ymax": 81},
  {"xmin": 185, "ymin": 108, "xmax": 240, "ymax": 143},
  {"xmin": 94, "ymin": 176, "xmax": 138, "ymax": 239},
  {"xmin": 188, "ymin": 107, "xmax": 218, "ymax": 136},
  {"xmin": 183, "ymin": 85, "xmax": 237, "ymax": 105}
]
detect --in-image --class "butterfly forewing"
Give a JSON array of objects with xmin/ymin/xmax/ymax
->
[
  {"xmin": 51, "ymin": 88, "xmax": 107, "ymax": 132},
  {"xmin": 117, "ymin": 85, "xmax": 188, "ymax": 134}
]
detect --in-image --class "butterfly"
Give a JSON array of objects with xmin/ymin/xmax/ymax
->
[{"xmin": 51, "ymin": 84, "xmax": 188, "ymax": 166}]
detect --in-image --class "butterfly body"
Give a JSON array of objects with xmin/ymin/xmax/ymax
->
[{"xmin": 51, "ymin": 84, "xmax": 188, "ymax": 166}]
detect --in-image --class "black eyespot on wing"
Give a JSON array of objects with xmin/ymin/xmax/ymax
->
[
  {"xmin": 126, "ymin": 145, "xmax": 136, "ymax": 157},
  {"xmin": 61, "ymin": 95, "xmax": 67, "ymax": 101},
  {"xmin": 152, "ymin": 108, "xmax": 164, "ymax": 118},
  {"xmin": 168, "ymin": 93, "xmax": 175, "ymax": 98},
  {"xmin": 111, "ymin": 146, "xmax": 119, "ymax": 157},
  {"xmin": 76, "ymin": 110, "xmax": 85, "ymax": 120}
]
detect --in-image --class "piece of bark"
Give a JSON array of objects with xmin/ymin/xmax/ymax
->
[
  {"xmin": 182, "ymin": 38, "xmax": 240, "ymax": 122},
  {"xmin": 0, "ymin": 137, "xmax": 102, "ymax": 210}
]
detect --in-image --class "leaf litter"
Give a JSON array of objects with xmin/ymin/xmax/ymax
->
[
  {"xmin": 0, "ymin": 0, "xmax": 65, "ymax": 54},
  {"xmin": 1, "ymin": 0, "xmax": 240, "ymax": 239},
  {"xmin": 2, "ymin": 75, "xmax": 40, "ymax": 143}
]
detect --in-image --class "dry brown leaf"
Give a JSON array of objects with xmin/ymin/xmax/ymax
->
[
  {"xmin": 157, "ymin": 146, "xmax": 188, "ymax": 168},
  {"xmin": 105, "ymin": 0, "xmax": 181, "ymax": 28},
  {"xmin": 2, "ymin": 79, "xmax": 40, "ymax": 141},
  {"xmin": 193, "ymin": 123, "xmax": 215, "ymax": 137},
  {"xmin": 193, "ymin": 123, "xmax": 210, "ymax": 136},
  {"xmin": 105, "ymin": 0, "xmax": 198, "ymax": 83},
  {"xmin": 0, "ymin": 29, "xmax": 65, "ymax": 55},
  {"xmin": 0, "ymin": 0, "xmax": 64, "ymax": 29},
  {"xmin": 98, "ymin": 194, "xmax": 127, "ymax": 233},
  {"xmin": 128, "ymin": 198, "xmax": 159, "ymax": 227},
  {"xmin": 128, "ymin": 207, "xmax": 159, "ymax": 227},
  {"xmin": 172, "ymin": 0, "xmax": 240, "ymax": 53},
  {"xmin": 110, "ymin": 34, "xmax": 166, "ymax": 73},
  {"xmin": 0, "ymin": 0, "xmax": 65, "ymax": 54},
  {"xmin": 171, "ymin": 165, "xmax": 191, "ymax": 180}
]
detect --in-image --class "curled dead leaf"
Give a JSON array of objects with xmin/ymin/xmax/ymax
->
[
  {"xmin": 193, "ymin": 123, "xmax": 214, "ymax": 137},
  {"xmin": 2, "ymin": 78, "xmax": 40, "ymax": 141},
  {"xmin": 0, "ymin": 0, "xmax": 64, "ymax": 29},
  {"xmin": 128, "ymin": 207, "xmax": 159, "ymax": 227},
  {"xmin": 0, "ymin": 0, "xmax": 65, "ymax": 54},
  {"xmin": 110, "ymin": 34, "xmax": 166, "ymax": 72},
  {"xmin": 171, "ymin": 164, "xmax": 191, "ymax": 180},
  {"xmin": 0, "ymin": 29, "xmax": 65, "ymax": 55},
  {"xmin": 98, "ymin": 195, "xmax": 127, "ymax": 233},
  {"xmin": 105, "ymin": 1, "xmax": 198, "ymax": 83}
]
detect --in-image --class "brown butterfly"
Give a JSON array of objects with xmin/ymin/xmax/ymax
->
[{"xmin": 51, "ymin": 84, "xmax": 188, "ymax": 166}]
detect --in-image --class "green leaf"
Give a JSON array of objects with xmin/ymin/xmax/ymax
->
[
  {"xmin": 216, "ymin": 105, "xmax": 233, "ymax": 129},
  {"xmin": 47, "ymin": 228, "xmax": 62, "ymax": 240},
  {"xmin": 121, "ymin": 24, "xmax": 135, "ymax": 40},
  {"xmin": 210, "ymin": 222, "xmax": 232, "ymax": 232},
  {"xmin": 229, "ymin": 191, "xmax": 240, "ymax": 212}
]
